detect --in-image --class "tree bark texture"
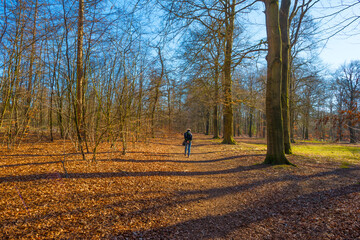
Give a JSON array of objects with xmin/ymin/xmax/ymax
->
[
  {"xmin": 279, "ymin": 0, "xmax": 292, "ymax": 154},
  {"xmin": 76, "ymin": 0, "xmax": 86, "ymax": 160},
  {"xmin": 222, "ymin": 0, "xmax": 236, "ymax": 144},
  {"xmin": 263, "ymin": 0, "xmax": 291, "ymax": 165},
  {"xmin": 76, "ymin": 0, "xmax": 84, "ymax": 135}
]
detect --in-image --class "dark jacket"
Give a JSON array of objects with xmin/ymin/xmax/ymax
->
[{"xmin": 184, "ymin": 131, "xmax": 192, "ymax": 141}]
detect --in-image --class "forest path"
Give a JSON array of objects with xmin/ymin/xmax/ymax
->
[{"xmin": 0, "ymin": 134, "xmax": 359, "ymax": 239}]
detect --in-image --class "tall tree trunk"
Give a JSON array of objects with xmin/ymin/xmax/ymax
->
[
  {"xmin": 24, "ymin": 0, "xmax": 38, "ymax": 132},
  {"xmin": 263, "ymin": 0, "xmax": 291, "ymax": 165},
  {"xmin": 76, "ymin": 0, "xmax": 86, "ymax": 160},
  {"xmin": 222, "ymin": 0, "xmax": 236, "ymax": 144},
  {"xmin": 76, "ymin": 0, "xmax": 84, "ymax": 136},
  {"xmin": 151, "ymin": 47, "xmax": 164, "ymax": 138},
  {"xmin": 280, "ymin": 0, "xmax": 292, "ymax": 154}
]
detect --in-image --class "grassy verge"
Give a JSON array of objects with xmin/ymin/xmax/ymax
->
[
  {"xmin": 292, "ymin": 144, "xmax": 360, "ymax": 164},
  {"xmin": 230, "ymin": 137, "xmax": 360, "ymax": 165}
]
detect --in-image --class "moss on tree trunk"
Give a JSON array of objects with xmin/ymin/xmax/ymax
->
[{"xmin": 263, "ymin": 0, "xmax": 292, "ymax": 165}]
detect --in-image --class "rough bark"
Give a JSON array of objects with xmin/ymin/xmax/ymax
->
[
  {"xmin": 222, "ymin": 0, "xmax": 236, "ymax": 144},
  {"xmin": 76, "ymin": 0, "xmax": 84, "ymax": 134},
  {"xmin": 280, "ymin": 0, "xmax": 292, "ymax": 154},
  {"xmin": 263, "ymin": 0, "xmax": 292, "ymax": 165},
  {"xmin": 76, "ymin": 0, "xmax": 86, "ymax": 160}
]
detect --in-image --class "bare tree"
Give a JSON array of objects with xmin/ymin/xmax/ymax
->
[{"xmin": 335, "ymin": 61, "xmax": 360, "ymax": 143}]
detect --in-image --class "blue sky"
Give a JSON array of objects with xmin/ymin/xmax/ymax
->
[
  {"xmin": 313, "ymin": 0, "xmax": 360, "ymax": 70},
  {"xmin": 319, "ymin": 34, "xmax": 360, "ymax": 70},
  {"xmin": 140, "ymin": 0, "xmax": 359, "ymax": 72}
]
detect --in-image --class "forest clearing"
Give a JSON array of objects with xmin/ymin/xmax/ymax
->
[
  {"xmin": 1, "ymin": 134, "xmax": 359, "ymax": 239},
  {"xmin": 1, "ymin": 0, "xmax": 360, "ymax": 238}
]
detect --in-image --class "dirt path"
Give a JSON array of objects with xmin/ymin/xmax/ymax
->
[{"xmin": 0, "ymin": 134, "xmax": 359, "ymax": 239}]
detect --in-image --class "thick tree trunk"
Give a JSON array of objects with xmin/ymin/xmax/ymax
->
[
  {"xmin": 263, "ymin": 0, "xmax": 291, "ymax": 165},
  {"xmin": 222, "ymin": 0, "xmax": 236, "ymax": 144},
  {"xmin": 280, "ymin": 0, "xmax": 292, "ymax": 154}
]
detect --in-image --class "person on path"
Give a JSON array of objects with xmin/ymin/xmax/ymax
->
[{"xmin": 184, "ymin": 129, "xmax": 192, "ymax": 157}]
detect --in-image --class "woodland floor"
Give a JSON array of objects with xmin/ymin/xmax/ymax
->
[{"xmin": 0, "ymin": 134, "xmax": 360, "ymax": 239}]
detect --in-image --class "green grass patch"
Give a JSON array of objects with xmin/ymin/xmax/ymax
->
[
  {"xmin": 236, "ymin": 142, "xmax": 267, "ymax": 151},
  {"xmin": 272, "ymin": 164, "xmax": 294, "ymax": 169},
  {"xmin": 292, "ymin": 144, "xmax": 360, "ymax": 163},
  {"xmin": 210, "ymin": 138, "xmax": 222, "ymax": 143},
  {"xmin": 340, "ymin": 161, "xmax": 351, "ymax": 168}
]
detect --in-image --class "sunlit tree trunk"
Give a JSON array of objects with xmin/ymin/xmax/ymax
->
[
  {"xmin": 263, "ymin": 0, "xmax": 291, "ymax": 165},
  {"xmin": 76, "ymin": 0, "xmax": 86, "ymax": 160},
  {"xmin": 280, "ymin": 0, "xmax": 292, "ymax": 154},
  {"xmin": 222, "ymin": 0, "xmax": 236, "ymax": 144},
  {"xmin": 76, "ymin": 0, "xmax": 84, "ymax": 135}
]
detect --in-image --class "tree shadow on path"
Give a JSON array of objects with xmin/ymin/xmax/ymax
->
[
  {"xmin": 126, "ymin": 183, "xmax": 360, "ymax": 239},
  {"xmin": 0, "ymin": 162, "xmax": 270, "ymax": 183}
]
